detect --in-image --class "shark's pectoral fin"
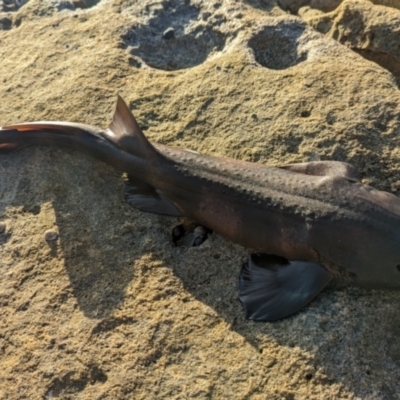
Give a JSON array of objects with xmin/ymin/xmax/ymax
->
[
  {"xmin": 278, "ymin": 161, "xmax": 359, "ymax": 180},
  {"xmin": 239, "ymin": 254, "xmax": 332, "ymax": 321},
  {"xmin": 124, "ymin": 175, "xmax": 183, "ymax": 217}
]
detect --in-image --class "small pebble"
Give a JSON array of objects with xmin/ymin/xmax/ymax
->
[
  {"xmin": 176, "ymin": 232, "xmax": 197, "ymax": 248},
  {"xmin": 194, "ymin": 226, "xmax": 207, "ymax": 235},
  {"xmin": 45, "ymin": 230, "xmax": 58, "ymax": 242},
  {"xmin": 193, "ymin": 234, "xmax": 207, "ymax": 247},
  {"xmin": 173, "ymin": 224, "xmax": 212, "ymax": 247},
  {"xmin": 163, "ymin": 27, "xmax": 175, "ymax": 40}
]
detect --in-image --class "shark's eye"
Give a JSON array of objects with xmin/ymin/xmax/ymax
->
[{"xmin": 396, "ymin": 265, "xmax": 400, "ymax": 272}]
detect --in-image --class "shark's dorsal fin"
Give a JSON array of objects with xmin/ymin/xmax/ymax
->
[
  {"xmin": 278, "ymin": 161, "xmax": 360, "ymax": 180},
  {"xmin": 103, "ymin": 95, "xmax": 156, "ymax": 158}
]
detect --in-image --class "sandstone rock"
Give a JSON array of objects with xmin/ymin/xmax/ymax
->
[
  {"xmin": 1, "ymin": 0, "xmax": 400, "ymax": 398},
  {"xmin": 280, "ymin": 0, "xmax": 400, "ymax": 14},
  {"xmin": 304, "ymin": 0, "xmax": 400, "ymax": 87}
]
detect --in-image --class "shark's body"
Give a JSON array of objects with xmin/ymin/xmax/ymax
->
[{"xmin": 1, "ymin": 96, "xmax": 400, "ymax": 321}]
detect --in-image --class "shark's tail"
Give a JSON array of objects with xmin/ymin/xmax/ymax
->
[
  {"xmin": 0, "ymin": 95, "xmax": 159, "ymax": 161},
  {"xmin": 0, "ymin": 96, "xmax": 182, "ymax": 217},
  {"xmin": 0, "ymin": 121, "xmax": 106, "ymax": 154}
]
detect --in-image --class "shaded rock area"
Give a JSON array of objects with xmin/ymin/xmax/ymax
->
[{"xmin": 2, "ymin": 0, "xmax": 400, "ymax": 398}]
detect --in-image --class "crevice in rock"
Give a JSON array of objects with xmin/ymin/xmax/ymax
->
[
  {"xmin": 278, "ymin": 0, "xmax": 342, "ymax": 14},
  {"xmin": 71, "ymin": 0, "xmax": 101, "ymax": 9},
  {"xmin": 354, "ymin": 49, "xmax": 400, "ymax": 87},
  {"xmin": 242, "ymin": 0, "xmax": 278, "ymax": 12},
  {"xmin": 46, "ymin": 365, "xmax": 108, "ymax": 398}
]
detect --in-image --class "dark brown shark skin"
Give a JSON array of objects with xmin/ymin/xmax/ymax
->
[
  {"xmin": 2, "ymin": 97, "xmax": 400, "ymax": 295},
  {"xmin": 151, "ymin": 144, "xmax": 400, "ymax": 289}
]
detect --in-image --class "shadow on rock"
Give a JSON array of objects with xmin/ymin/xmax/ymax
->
[
  {"xmin": 2, "ymin": 145, "xmax": 400, "ymax": 397},
  {"xmin": 161, "ymin": 234, "xmax": 400, "ymax": 398},
  {"xmin": 0, "ymin": 148, "xmax": 139, "ymax": 319}
]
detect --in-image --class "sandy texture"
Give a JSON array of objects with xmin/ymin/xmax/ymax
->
[{"xmin": 1, "ymin": 0, "xmax": 400, "ymax": 398}]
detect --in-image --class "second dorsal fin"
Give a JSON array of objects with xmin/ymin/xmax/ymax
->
[{"xmin": 278, "ymin": 161, "xmax": 360, "ymax": 180}]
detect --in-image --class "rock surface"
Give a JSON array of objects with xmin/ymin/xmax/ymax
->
[
  {"xmin": 1, "ymin": 0, "xmax": 400, "ymax": 398},
  {"xmin": 305, "ymin": 0, "xmax": 400, "ymax": 86}
]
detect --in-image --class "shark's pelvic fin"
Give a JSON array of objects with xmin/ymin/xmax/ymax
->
[
  {"xmin": 239, "ymin": 253, "xmax": 332, "ymax": 321},
  {"xmin": 124, "ymin": 175, "xmax": 182, "ymax": 216}
]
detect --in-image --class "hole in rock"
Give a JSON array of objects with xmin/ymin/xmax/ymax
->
[
  {"xmin": 0, "ymin": 17, "xmax": 12, "ymax": 30},
  {"xmin": 1, "ymin": 0, "xmax": 28, "ymax": 12},
  {"xmin": 121, "ymin": 1, "xmax": 226, "ymax": 71},
  {"xmin": 248, "ymin": 22, "xmax": 307, "ymax": 69}
]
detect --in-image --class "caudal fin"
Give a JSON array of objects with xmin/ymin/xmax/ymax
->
[
  {"xmin": 0, "ymin": 142, "xmax": 28, "ymax": 153},
  {"xmin": 102, "ymin": 95, "xmax": 157, "ymax": 158},
  {"xmin": 1, "ymin": 121, "xmax": 97, "ymax": 134},
  {"xmin": 0, "ymin": 96, "xmax": 158, "ymax": 160},
  {"xmin": 0, "ymin": 121, "xmax": 105, "ymax": 153}
]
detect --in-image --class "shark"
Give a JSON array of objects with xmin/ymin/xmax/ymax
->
[{"xmin": 1, "ymin": 95, "xmax": 400, "ymax": 321}]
